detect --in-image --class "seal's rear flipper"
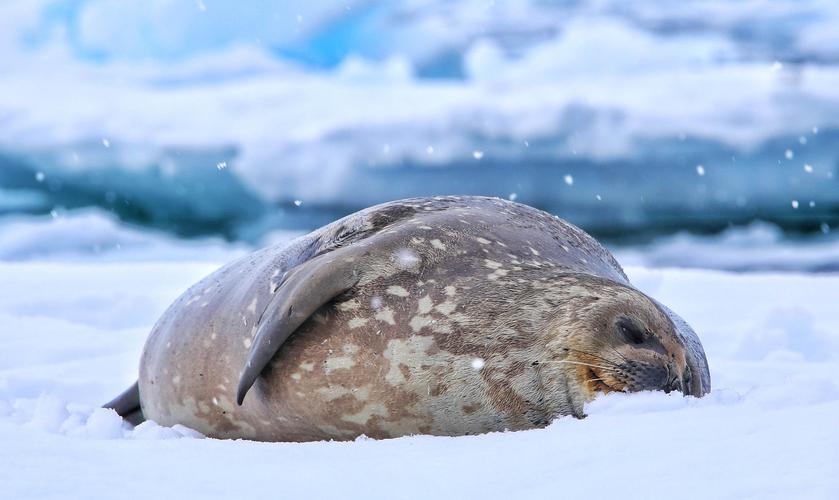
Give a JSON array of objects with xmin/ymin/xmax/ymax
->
[
  {"xmin": 236, "ymin": 249, "xmax": 361, "ymax": 405},
  {"xmin": 104, "ymin": 381, "xmax": 145, "ymax": 425}
]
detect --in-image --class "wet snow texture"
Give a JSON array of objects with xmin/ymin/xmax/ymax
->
[{"xmin": 0, "ymin": 262, "xmax": 837, "ymax": 499}]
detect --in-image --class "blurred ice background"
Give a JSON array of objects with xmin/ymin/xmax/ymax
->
[{"xmin": 1, "ymin": 0, "xmax": 838, "ymax": 270}]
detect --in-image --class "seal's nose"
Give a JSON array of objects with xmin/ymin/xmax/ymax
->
[{"xmin": 662, "ymin": 363, "xmax": 684, "ymax": 394}]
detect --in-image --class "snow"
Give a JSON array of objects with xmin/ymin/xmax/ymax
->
[{"xmin": 1, "ymin": 259, "xmax": 837, "ymax": 498}]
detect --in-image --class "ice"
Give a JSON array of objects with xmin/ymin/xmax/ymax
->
[
  {"xmin": 0, "ymin": 211, "xmax": 244, "ymax": 262},
  {"xmin": 5, "ymin": 210, "xmax": 835, "ymax": 273},
  {"xmin": 0, "ymin": 1, "xmax": 837, "ymax": 246},
  {"xmin": 614, "ymin": 221, "xmax": 839, "ymax": 272}
]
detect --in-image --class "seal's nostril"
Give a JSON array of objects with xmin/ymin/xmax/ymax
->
[
  {"xmin": 672, "ymin": 378, "xmax": 683, "ymax": 393},
  {"xmin": 683, "ymin": 365, "xmax": 694, "ymax": 396},
  {"xmin": 661, "ymin": 363, "xmax": 684, "ymax": 394}
]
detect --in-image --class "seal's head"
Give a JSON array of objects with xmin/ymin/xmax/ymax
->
[{"xmin": 547, "ymin": 276, "xmax": 708, "ymax": 406}]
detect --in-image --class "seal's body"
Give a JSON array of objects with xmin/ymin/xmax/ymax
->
[{"xmin": 107, "ymin": 196, "xmax": 710, "ymax": 441}]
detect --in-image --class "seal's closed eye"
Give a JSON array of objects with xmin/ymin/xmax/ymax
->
[{"xmin": 617, "ymin": 317, "xmax": 645, "ymax": 344}]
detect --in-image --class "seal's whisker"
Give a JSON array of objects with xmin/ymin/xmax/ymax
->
[
  {"xmin": 586, "ymin": 337, "xmax": 631, "ymax": 363},
  {"xmin": 540, "ymin": 359, "xmax": 615, "ymax": 371},
  {"xmin": 561, "ymin": 347, "xmax": 623, "ymax": 367}
]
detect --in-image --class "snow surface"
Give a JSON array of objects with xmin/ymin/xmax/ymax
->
[{"xmin": 1, "ymin": 260, "xmax": 837, "ymax": 499}]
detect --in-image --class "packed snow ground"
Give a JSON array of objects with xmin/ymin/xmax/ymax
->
[{"xmin": 0, "ymin": 259, "xmax": 837, "ymax": 499}]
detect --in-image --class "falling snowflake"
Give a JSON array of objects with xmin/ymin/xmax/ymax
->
[
  {"xmin": 508, "ymin": 192, "xmax": 517, "ymax": 201},
  {"xmin": 791, "ymin": 200, "xmax": 799, "ymax": 209},
  {"xmin": 472, "ymin": 150, "xmax": 484, "ymax": 160},
  {"xmin": 799, "ymin": 136, "xmax": 808, "ymax": 145},
  {"xmin": 293, "ymin": 200, "xmax": 302, "ymax": 207},
  {"xmin": 426, "ymin": 145, "xmax": 435, "ymax": 155},
  {"xmin": 563, "ymin": 175, "xmax": 574, "ymax": 186},
  {"xmin": 771, "ymin": 61, "xmax": 783, "ymax": 72},
  {"xmin": 102, "ymin": 139, "xmax": 110, "ymax": 148},
  {"xmin": 804, "ymin": 164, "xmax": 813, "ymax": 173},
  {"xmin": 596, "ymin": 194, "xmax": 602, "ymax": 201},
  {"xmin": 696, "ymin": 165, "xmax": 706, "ymax": 176},
  {"xmin": 393, "ymin": 248, "xmax": 420, "ymax": 270},
  {"xmin": 370, "ymin": 296, "xmax": 383, "ymax": 310},
  {"xmin": 216, "ymin": 161, "xmax": 227, "ymax": 170},
  {"xmin": 471, "ymin": 358, "xmax": 485, "ymax": 370},
  {"xmin": 785, "ymin": 149, "xmax": 794, "ymax": 160},
  {"xmin": 35, "ymin": 171, "xmax": 45, "ymax": 182},
  {"xmin": 821, "ymin": 223, "xmax": 830, "ymax": 234}
]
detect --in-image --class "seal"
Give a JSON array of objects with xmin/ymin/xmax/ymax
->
[{"xmin": 105, "ymin": 196, "xmax": 710, "ymax": 441}]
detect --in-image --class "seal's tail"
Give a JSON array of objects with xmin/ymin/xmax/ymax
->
[{"xmin": 104, "ymin": 381, "xmax": 145, "ymax": 425}]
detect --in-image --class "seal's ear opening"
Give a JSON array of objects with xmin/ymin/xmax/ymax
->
[{"xmin": 653, "ymin": 301, "xmax": 711, "ymax": 397}]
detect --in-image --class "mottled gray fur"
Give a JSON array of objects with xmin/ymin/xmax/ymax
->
[{"xmin": 107, "ymin": 196, "xmax": 710, "ymax": 441}]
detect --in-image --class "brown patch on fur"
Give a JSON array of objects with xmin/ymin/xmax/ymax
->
[
  {"xmin": 462, "ymin": 404, "xmax": 480, "ymax": 414},
  {"xmin": 429, "ymin": 383, "xmax": 447, "ymax": 397}
]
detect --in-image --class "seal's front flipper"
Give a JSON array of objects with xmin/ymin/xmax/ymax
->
[
  {"xmin": 236, "ymin": 250, "xmax": 361, "ymax": 405},
  {"xmin": 104, "ymin": 381, "xmax": 145, "ymax": 425}
]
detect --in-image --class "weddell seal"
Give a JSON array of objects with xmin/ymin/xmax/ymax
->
[{"xmin": 105, "ymin": 196, "xmax": 710, "ymax": 441}]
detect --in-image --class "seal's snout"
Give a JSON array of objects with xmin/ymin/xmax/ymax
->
[
  {"xmin": 660, "ymin": 364, "xmax": 701, "ymax": 396},
  {"xmin": 680, "ymin": 364, "xmax": 699, "ymax": 397}
]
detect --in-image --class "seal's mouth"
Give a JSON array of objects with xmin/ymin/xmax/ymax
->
[{"xmin": 585, "ymin": 367, "xmax": 620, "ymax": 394}]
